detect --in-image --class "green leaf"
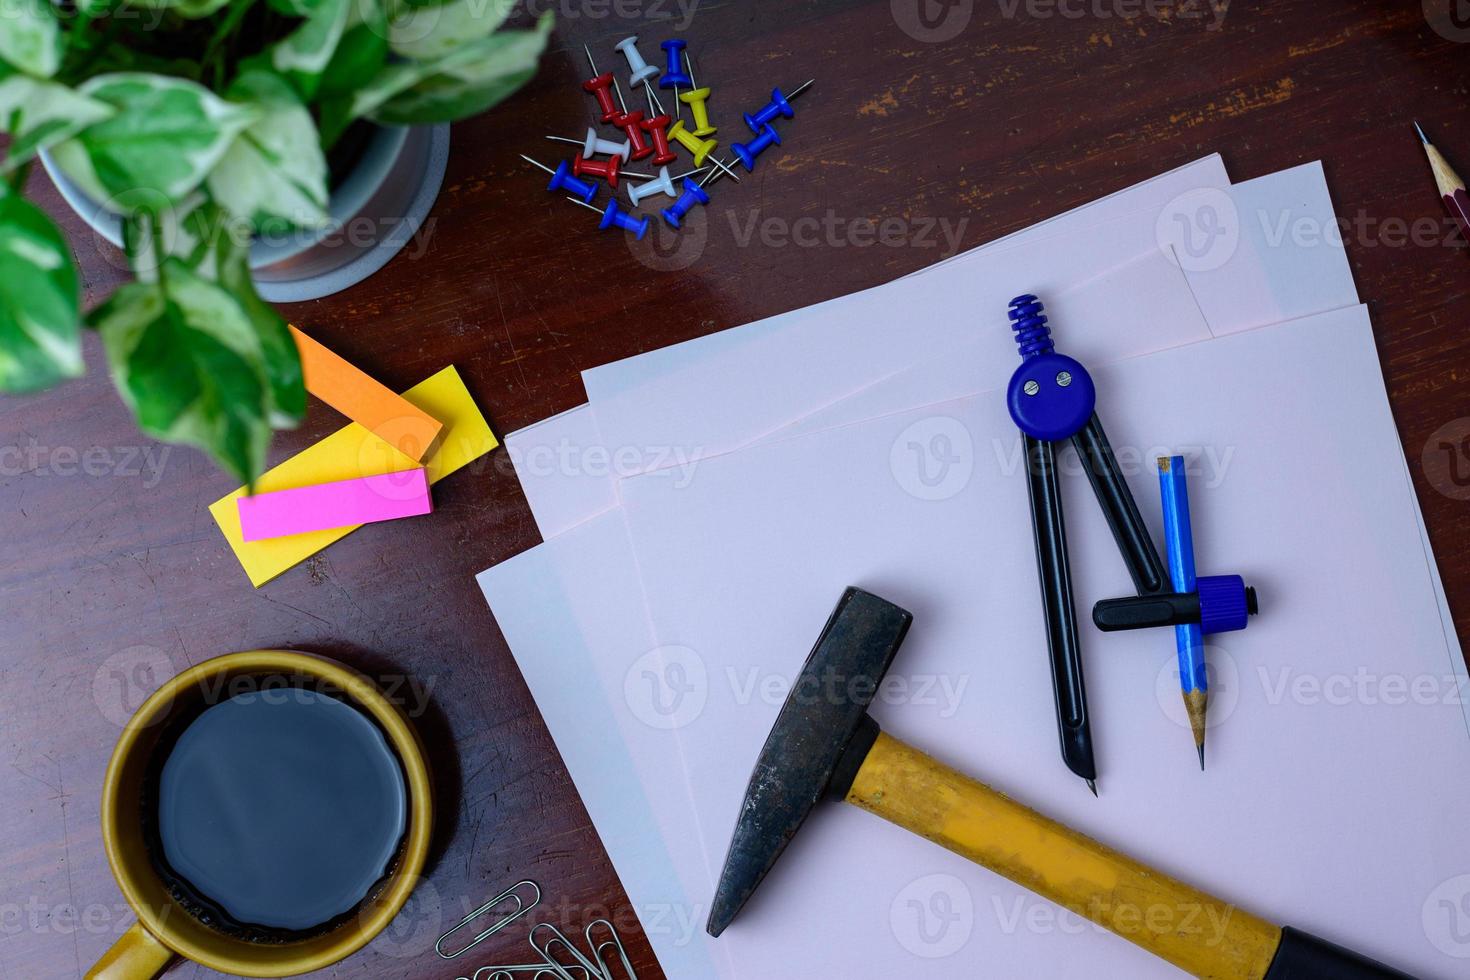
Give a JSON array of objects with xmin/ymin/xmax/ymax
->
[
  {"xmin": 387, "ymin": 0, "xmax": 512, "ymax": 61},
  {"xmin": 362, "ymin": 11, "xmax": 551, "ymax": 125},
  {"xmin": 0, "ymin": 194, "xmax": 83, "ymax": 393},
  {"xmin": 270, "ymin": 0, "xmax": 351, "ymax": 100},
  {"xmin": 208, "ymin": 70, "xmax": 329, "ymax": 233},
  {"xmin": 319, "ymin": 0, "xmax": 388, "ymax": 99},
  {"xmin": 0, "ymin": 76, "xmax": 115, "ymax": 172},
  {"xmin": 90, "ymin": 259, "xmax": 273, "ymax": 484},
  {"xmin": 0, "ymin": 0, "xmax": 63, "ymax": 78},
  {"xmin": 48, "ymin": 73, "xmax": 257, "ymax": 208}
]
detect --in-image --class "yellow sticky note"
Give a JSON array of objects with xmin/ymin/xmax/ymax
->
[{"xmin": 210, "ymin": 365, "xmax": 497, "ymax": 587}]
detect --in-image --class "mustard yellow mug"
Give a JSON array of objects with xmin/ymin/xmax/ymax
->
[{"xmin": 87, "ymin": 650, "xmax": 434, "ymax": 979}]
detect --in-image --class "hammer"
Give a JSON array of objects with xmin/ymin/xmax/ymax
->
[{"xmin": 707, "ymin": 587, "xmax": 1412, "ymax": 979}]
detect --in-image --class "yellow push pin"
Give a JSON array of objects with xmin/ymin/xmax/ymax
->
[
  {"xmin": 667, "ymin": 118, "xmax": 716, "ymax": 167},
  {"xmin": 678, "ymin": 51, "xmax": 717, "ymax": 137}
]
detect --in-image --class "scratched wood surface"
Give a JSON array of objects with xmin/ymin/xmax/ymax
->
[{"xmin": 4, "ymin": 1, "xmax": 1470, "ymax": 977}]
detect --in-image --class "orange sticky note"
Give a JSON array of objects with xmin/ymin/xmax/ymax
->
[{"xmin": 291, "ymin": 324, "xmax": 444, "ymax": 461}]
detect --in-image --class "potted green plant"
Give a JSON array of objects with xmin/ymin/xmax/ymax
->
[{"xmin": 0, "ymin": 0, "xmax": 551, "ymax": 484}]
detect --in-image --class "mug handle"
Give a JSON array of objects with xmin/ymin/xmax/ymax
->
[{"xmin": 86, "ymin": 922, "xmax": 176, "ymax": 979}]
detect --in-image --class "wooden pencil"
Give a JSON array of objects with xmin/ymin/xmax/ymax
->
[{"xmin": 1416, "ymin": 121, "xmax": 1470, "ymax": 244}]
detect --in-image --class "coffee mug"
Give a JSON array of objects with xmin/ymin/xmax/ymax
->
[{"xmin": 87, "ymin": 650, "xmax": 434, "ymax": 979}]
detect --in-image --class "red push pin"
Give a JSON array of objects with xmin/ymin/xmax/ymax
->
[
  {"xmin": 640, "ymin": 113, "xmax": 678, "ymax": 166},
  {"xmin": 581, "ymin": 45, "xmax": 621, "ymax": 124},
  {"xmin": 615, "ymin": 109, "xmax": 654, "ymax": 161},
  {"xmin": 572, "ymin": 154, "xmax": 626, "ymax": 189}
]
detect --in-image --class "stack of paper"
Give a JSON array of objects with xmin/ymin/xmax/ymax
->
[{"xmin": 478, "ymin": 156, "xmax": 1470, "ymax": 978}]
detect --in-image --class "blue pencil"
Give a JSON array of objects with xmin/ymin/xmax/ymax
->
[{"xmin": 1158, "ymin": 455, "xmax": 1208, "ymax": 769}]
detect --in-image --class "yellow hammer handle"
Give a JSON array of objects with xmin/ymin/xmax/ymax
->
[
  {"xmin": 845, "ymin": 732, "xmax": 1281, "ymax": 980},
  {"xmin": 86, "ymin": 922, "xmax": 175, "ymax": 980}
]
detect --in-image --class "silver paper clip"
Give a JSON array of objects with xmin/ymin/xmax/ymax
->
[
  {"xmin": 458, "ymin": 966, "xmax": 591, "ymax": 980},
  {"xmin": 436, "ymin": 880, "xmax": 543, "ymax": 959},
  {"xmin": 529, "ymin": 922, "xmax": 604, "ymax": 980},
  {"xmin": 585, "ymin": 919, "xmax": 637, "ymax": 980}
]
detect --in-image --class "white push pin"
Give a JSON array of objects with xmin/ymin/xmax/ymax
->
[
  {"xmin": 546, "ymin": 127, "xmax": 631, "ymax": 161},
  {"xmin": 627, "ymin": 165, "xmax": 706, "ymax": 205},
  {"xmin": 615, "ymin": 36, "xmax": 660, "ymax": 89}
]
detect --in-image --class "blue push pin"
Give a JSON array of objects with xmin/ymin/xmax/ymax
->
[
  {"xmin": 661, "ymin": 176, "xmax": 710, "ymax": 229},
  {"xmin": 660, "ymin": 40, "xmax": 692, "ymax": 90},
  {"xmin": 520, "ymin": 154, "xmax": 598, "ymax": 205},
  {"xmin": 568, "ymin": 196, "xmax": 650, "ymax": 240},
  {"xmin": 742, "ymin": 79, "xmax": 814, "ymax": 134},
  {"xmin": 731, "ymin": 123, "xmax": 781, "ymax": 172}
]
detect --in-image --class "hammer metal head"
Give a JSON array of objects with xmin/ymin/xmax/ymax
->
[{"xmin": 706, "ymin": 587, "xmax": 912, "ymax": 937}]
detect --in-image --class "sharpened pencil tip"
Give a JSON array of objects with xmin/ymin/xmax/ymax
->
[
  {"xmin": 1086, "ymin": 778, "xmax": 1098, "ymax": 797},
  {"xmin": 1416, "ymin": 120, "xmax": 1430, "ymax": 145},
  {"xmin": 1198, "ymin": 743, "xmax": 1206, "ymax": 770}
]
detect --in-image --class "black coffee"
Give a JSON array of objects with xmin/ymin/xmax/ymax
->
[{"xmin": 153, "ymin": 687, "xmax": 407, "ymax": 935}]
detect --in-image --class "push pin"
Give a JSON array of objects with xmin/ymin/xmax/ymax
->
[
  {"xmin": 546, "ymin": 127, "xmax": 631, "ymax": 162},
  {"xmin": 567, "ymin": 196, "xmax": 650, "ymax": 240},
  {"xmin": 571, "ymin": 154, "xmax": 627, "ymax": 189},
  {"xmin": 659, "ymin": 39, "xmax": 692, "ymax": 90},
  {"xmin": 743, "ymin": 79, "xmax": 814, "ymax": 134},
  {"xmin": 661, "ymin": 176, "xmax": 710, "ymax": 229},
  {"xmin": 615, "ymin": 36, "xmax": 659, "ymax": 89},
  {"xmin": 581, "ymin": 45, "xmax": 622, "ymax": 125},
  {"xmin": 614, "ymin": 109, "xmax": 654, "ymax": 161},
  {"xmin": 666, "ymin": 118, "xmax": 717, "ymax": 167},
  {"xmin": 520, "ymin": 154, "xmax": 597, "ymax": 204},
  {"xmin": 731, "ymin": 123, "xmax": 781, "ymax": 171},
  {"xmin": 678, "ymin": 51, "xmax": 716, "ymax": 137},
  {"xmin": 627, "ymin": 165, "xmax": 705, "ymax": 205},
  {"xmin": 640, "ymin": 109, "xmax": 678, "ymax": 167}
]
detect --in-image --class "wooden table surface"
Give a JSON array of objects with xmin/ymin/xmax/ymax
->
[{"xmin": 4, "ymin": 1, "xmax": 1469, "ymax": 977}]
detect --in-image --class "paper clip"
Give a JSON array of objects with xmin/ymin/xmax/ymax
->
[
  {"xmin": 458, "ymin": 966, "xmax": 591, "ymax": 980},
  {"xmin": 585, "ymin": 919, "xmax": 638, "ymax": 979},
  {"xmin": 436, "ymin": 880, "xmax": 543, "ymax": 959},
  {"xmin": 529, "ymin": 922, "xmax": 604, "ymax": 980}
]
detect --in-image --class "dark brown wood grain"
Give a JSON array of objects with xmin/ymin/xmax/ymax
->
[{"xmin": 3, "ymin": 1, "xmax": 1469, "ymax": 977}]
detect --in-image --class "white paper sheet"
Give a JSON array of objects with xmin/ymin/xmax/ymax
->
[
  {"xmin": 507, "ymin": 156, "xmax": 1231, "ymax": 538},
  {"xmin": 613, "ymin": 305, "xmax": 1470, "ymax": 979}
]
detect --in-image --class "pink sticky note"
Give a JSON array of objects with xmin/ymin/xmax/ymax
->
[{"xmin": 236, "ymin": 468, "xmax": 432, "ymax": 542}]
